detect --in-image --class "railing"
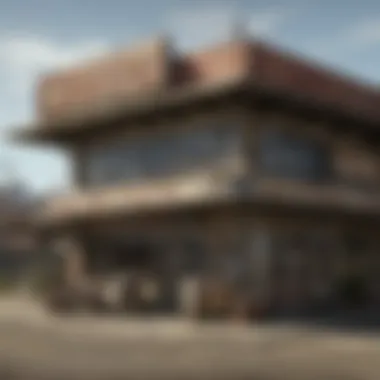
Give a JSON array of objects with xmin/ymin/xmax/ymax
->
[
  {"xmin": 251, "ymin": 179, "xmax": 380, "ymax": 213},
  {"xmin": 39, "ymin": 174, "xmax": 380, "ymax": 225},
  {"xmin": 39, "ymin": 173, "xmax": 236, "ymax": 224}
]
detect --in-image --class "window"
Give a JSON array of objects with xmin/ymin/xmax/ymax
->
[
  {"xmin": 260, "ymin": 128, "xmax": 330, "ymax": 181},
  {"xmin": 84, "ymin": 123, "xmax": 242, "ymax": 187},
  {"xmin": 344, "ymin": 234, "xmax": 368, "ymax": 257},
  {"xmin": 183, "ymin": 239, "xmax": 205, "ymax": 274}
]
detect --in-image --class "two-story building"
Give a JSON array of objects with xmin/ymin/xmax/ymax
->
[{"xmin": 12, "ymin": 35, "xmax": 380, "ymax": 319}]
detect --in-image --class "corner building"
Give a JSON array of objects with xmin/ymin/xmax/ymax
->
[{"xmin": 14, "ymin": 36, "xmax": 380, "ymax": 319}]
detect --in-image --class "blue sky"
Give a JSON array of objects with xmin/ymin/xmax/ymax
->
[{"xmin": 1, "ymin": 0, "xmax": 380, "ymax": 194}]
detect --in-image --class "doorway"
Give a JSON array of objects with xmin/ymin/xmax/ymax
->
[{"xmin": 337, "ymin": 235, "xmax": 371, "ymax": 308}]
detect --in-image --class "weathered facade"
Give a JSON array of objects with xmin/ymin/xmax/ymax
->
[{"xmin": 13, "ymin": 36, "xmax": 380, "ymax": 319}]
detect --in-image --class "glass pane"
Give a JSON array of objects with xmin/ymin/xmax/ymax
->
[
  {"xmin": 85, "ymin": 123, "xmax": 241, "ymax": 187},
  {"xmin": 260, "ymin": 128, "xmax": 329, "ymax": 180}
]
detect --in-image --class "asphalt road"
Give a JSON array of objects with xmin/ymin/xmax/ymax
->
[{"xmin": 0, "ymin": 296, "xmax": 380, "ymax": 379}]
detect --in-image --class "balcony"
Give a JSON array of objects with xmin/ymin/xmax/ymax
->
[
  {"xmin": 39, "ymin": 173, "xmax": 239, "ymax": 225},
  {"xmin": 251, "ymin": 178, "xmax": 380, "ymax": 215},
  {"xmin": 38, "ymin": 172, "xmax": 380, "ymax": 227}
]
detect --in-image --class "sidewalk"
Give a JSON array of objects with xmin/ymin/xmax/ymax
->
[
  {"xmin": 0, "ymin": 294, "xmax": 380, "ymax": 379},
  {"xmin": 0, "ymin": 294, "xmax": 273, "ymax": 341},
  {"xmin": 0, "ymin": 293, "xmax": 379, "ymax": 342}
]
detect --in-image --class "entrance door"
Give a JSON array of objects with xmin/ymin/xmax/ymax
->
[
  {"xmin": 116, "ymin": 241, "xmax": 152, "ymax": 270},
  {"xmin": 338, "ymin": 235, "xmax": 370, "ymax": 308}
]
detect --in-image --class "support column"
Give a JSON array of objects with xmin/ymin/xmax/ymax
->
[
  {"xmin": 205, "ymin": 230, "xmax": 234, "ymax": 319},
  {"xmin": 54, "ymin": 236, "xmax": 88, "ymax": 291},
  {"xmin": 368, "ymin": 240, "xmax": 380, "ymax": 305},
  {"xmin": 176, "ymin": 238, "xmax": 202, "ymax": 319},
  {"xmin": 248, "ymin": 227, "xmax": 273, "ymax": 318},
  {"xmin": 159, "ymin": 238, "xmax": 181, "ymax": 312}
]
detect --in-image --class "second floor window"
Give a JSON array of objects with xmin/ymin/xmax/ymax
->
[
  {"xmin": 259, "ymin": 128, "xmax": 330, "ymax": 181},
  {"xmin": 84, "ymin": 123, "xmax": 242, "ymax": 187}
]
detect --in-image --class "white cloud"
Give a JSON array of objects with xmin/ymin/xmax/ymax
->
[
  {"xmin": 247, "ymin": 8, "xmax": 295, "ymax": 37},
  {"xmin": 166, "ymin": 5, "xmax": 294, "ymax": 51},
  {"xmin": 343, "ymin": 17, "xmax": 380, "ymax": 46},
  {"xmin": 0, "ymin": 34, "xmax": 109, "ymax": 193},
  {"xmin": 309, "ymin": 17, "xmax": 380, "ymax": 62},
  {"xmin": 0, "ymin": 34, "xmax": 109, "ymax": 97},
  {"xmin": 166, "ymin": 6, "xmax": 237, "ymax": 51}
]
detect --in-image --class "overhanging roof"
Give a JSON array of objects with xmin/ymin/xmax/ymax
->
[
  {"xmin": 11, "ymin": 77, "xmax": 380, "ymax": 145},
  {"xmin": 11, "ymin": 77, "xmax": 247, "ymax": 144},
  {"xmin": 9, "ymin": 37, "xmax": 380, "ymax": 145}
]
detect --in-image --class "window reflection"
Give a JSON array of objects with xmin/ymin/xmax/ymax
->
[
  {"xmin": 85, "ymin": 123, "xmax": 241, "ymax": 187},
  {"xmin": 260, "ymin": 127, "xmax": 330, "ymax": 181}
]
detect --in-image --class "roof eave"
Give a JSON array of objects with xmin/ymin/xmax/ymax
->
[
  {"xmin": 10, "ymin": 77, "xmax": 249, "ymax": 145},
  {"xmin": 9, "ymin": 79, "xmax": 380, "ymax": 145}
]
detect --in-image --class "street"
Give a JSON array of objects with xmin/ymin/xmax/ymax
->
[{"xmin": 0, "ymin": 295, "xmax": 380, "ymax": 379}]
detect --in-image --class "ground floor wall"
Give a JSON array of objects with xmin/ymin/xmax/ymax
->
[{"xmin": 52, "ymin": 208, "xmax": 380, "ymax": 319}]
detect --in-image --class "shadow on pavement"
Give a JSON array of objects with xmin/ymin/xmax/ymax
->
[{"xmin": 267, "ymin": 305, "xmax": 380, "ymax": 335}]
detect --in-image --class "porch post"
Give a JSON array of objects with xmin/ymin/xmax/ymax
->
[
  {"xmin": 249, "ymin": 227, "xmax": 273, "ymax": 317},
  {"xmin": 177, "ymin": 239, "xmax": 202, "ymax": 320},
  {"xmin": 54, "ymin": 235, "xmax": 88, "ymax": 290},
  {"xmin": 368, "ymin": 239, "xmax": 380, "ymax": 305}
]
